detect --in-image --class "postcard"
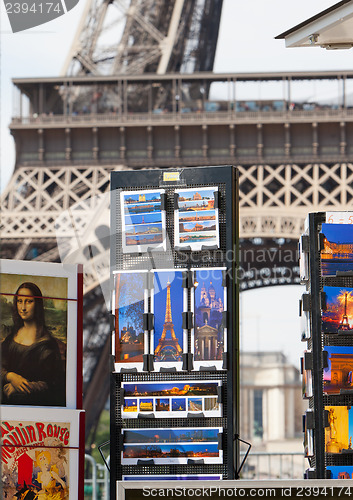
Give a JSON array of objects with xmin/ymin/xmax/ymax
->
[
  {"xmin": 322, "ymin": 286, "xmax": 353, "ymax": 334},
  {"xmin": 0, "ymin": 259, "xmax": 82, "ymax": 409},
  {"xmin": 300, "ymin": 309, "xmax": 311, "ymax": 341},
  {"xmin": 323, "ymin": 346, "xmax": 353, "ymax": 394},
  {"xmin": 299, "ymin": 234, "xmax": 309, "ymax": 283},
  {"xmin": 326, "ymin": 466, "xmax": 353, "ymax": 479},
  {"xmin": 301, "ymin": 354, "xmax": 313, "ymax": 399},
  {"xmin": 303, "ymin": 411, "xmax": 314, "ymax": 457},
  {"xmin": 151, "ymin": 270, "xmax": 187, "ymax": 371},
  {"xmin": 121, "ymin": 381, "xmax": 222, "ymax": 419},
  {"xmin": 325, "ymin": 405, "xmax": 353, "ymax": 454},
  {"xmin": 1, "ymin": 406, "xmax": 85, "ymax": 500},
  {"xmin": 191, "ymin": 267, "xmax": 227, "ymax": 370},
  {"xmin": 121, "ymin": 189, "xmax": 167, "ymax": 253},
  {"xmin": 112, "ymin": 270, "xmax": 149, "ymax": 372},
  {"xmin": 121, "ymin": 427, "xmax": 223, "ymax": 465},
  {"xmin": 174, "ymin": 187, "xmax": 219, "ymax": 251},
  {"xmin": 122, "ymin": 475, "xmax": 223, "ymax": 481},
  {"xmin": 321, "ymin": 223, "xmax": 353, "ymax": 276}
]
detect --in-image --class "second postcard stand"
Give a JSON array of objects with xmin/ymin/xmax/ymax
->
[
  {"xmin": 110, "ymin": 166, "xmax": 239, "ymax": 498},
  {"xmin": 300, "ymin": 212, "xmax": 353, "ymax": 479}
]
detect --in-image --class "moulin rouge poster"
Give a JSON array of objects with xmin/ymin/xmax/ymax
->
[{"xmin": 2, "ymin": 418, "xmax": 70, "ymax": 500}]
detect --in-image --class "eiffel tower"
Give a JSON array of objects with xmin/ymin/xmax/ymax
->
[
  {"xmin": 155, "ymin": 280, "xmax": 183, "ymax": 359},
  {"xmin": 0, "ymin": 0, "xmax": 223, "ymax": 443}
]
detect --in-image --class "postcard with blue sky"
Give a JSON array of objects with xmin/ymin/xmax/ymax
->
[
  {"xmin": 121, "ymin": 189, "xmax": 166, "ymax": 254},
  {"xmin": 174, "ymin": 187, "xmax": 219, "ymax": 251},
  {"xmin": 113, "ymin": 270, "xmax": 147, "ymax": 371},
  {"xmin": 327, "ymin": 466, "xmax": 353, "ymax": 479},
  {"xmin": 152, "ymin": 270, "xmax": 186, "ymax": 370}
]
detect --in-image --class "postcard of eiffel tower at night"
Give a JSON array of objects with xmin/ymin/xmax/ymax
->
[
  {"xmin": 193, "ymin": 269, "xmax": 225, "ymax": 362},
  {"xmin": 153, "ymin": 270, "xmax": 185, "ymax": 364}
]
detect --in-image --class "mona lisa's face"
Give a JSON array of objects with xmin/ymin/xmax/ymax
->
[{"xmin": 17, "ymin": 288, "xmax": 36, "ymax": 322}]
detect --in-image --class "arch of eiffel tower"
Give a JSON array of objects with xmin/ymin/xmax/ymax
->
[{"xmin": 2, "ymin": 0, "xmax": 353, "ymax": 441}]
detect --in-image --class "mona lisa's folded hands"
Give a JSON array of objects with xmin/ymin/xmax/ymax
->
[{"xmin": 6, "ymin": 372, "xmax": 31, "ymax": 393}]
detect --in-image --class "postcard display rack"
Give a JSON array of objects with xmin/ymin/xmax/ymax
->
[
  {"xmin": 0, "ymin": 259, "xmax": 85, "ymax": 499},
  {"xmin": 300, "ymin": 211, "xmax": 353, "ymax": 480},
  {"xmin": 110, "ymin": 166, "xmax": 239, "ymax": 495}
]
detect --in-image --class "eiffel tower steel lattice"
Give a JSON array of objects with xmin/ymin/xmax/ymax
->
[{"xmin": 154, "ymin": 280, "xmax": 183, "ymax": 358}]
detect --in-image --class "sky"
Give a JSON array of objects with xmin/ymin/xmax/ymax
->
[{"xmin": 1, "ymin": 0, "xmax": 352, "ymax": 366}]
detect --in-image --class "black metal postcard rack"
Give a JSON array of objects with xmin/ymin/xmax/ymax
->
[
  {"xmin": 300, "ymin": 211, "xmax": 353, "ymax": 480},
  {"xmin": 110, "ymin": 166, "xmax": 239, "ymax": 498}
]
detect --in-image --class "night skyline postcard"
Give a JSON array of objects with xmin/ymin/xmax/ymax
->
[
  {"xmin": 153, "ymin": 271, "xmax": 184, "ymax": 363},
  {"xmin": 322, "ymin": 286, "xmax": 353, "ymax": 333},
  {"xmin": 139, "ymin": 399, "xmax": 153, "ymax": 412},
  {"xmin": 172, "ymin": 399, "xmax": 186, "ymax": 411},
  {"xmin": 123, "ymin": 443, "xmax": 220, "ymax": 460},
  {"xmin": 123, "ymin": 428, "xmax": 220, "ymax": 444},
  {"xmin": 123, "ymin": 399, "xmax": 138, "ymax": 412},
  {"xmin": 321, "ymin": 223, "xmax": 353, "ymax": 276},
  {"xmin": 156, "ymin": 398, "xmax": 170, "ymax": 411},
  {"xmin": 194, "ymin": 269, "xmax": 224, "ymax": 361},
  {"xmin": 122, "ymin": 381, "xmax": 219, "ymax": 397},
  {"xmin": 324, "ymin": 346, "xmax": 353, "ymax": 394},
  {"xmin": 114, "ymin": 272, "xmax": 145, "ymax": 363}
]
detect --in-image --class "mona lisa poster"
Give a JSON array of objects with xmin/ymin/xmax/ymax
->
[
  {"xmin": 1, "ymin": 406, "xmax": 85, "ymax": 500},
  {"xmin": 0, "ymin": 259, "xmax": 83, "ymax": 409}
]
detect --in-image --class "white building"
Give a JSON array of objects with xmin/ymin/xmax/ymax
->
[{"xmin": 240, "ymin": 352, "xmax": 307, "ymax": 444}]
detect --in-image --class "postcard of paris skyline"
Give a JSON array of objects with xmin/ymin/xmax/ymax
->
[
  {"xmin": 193, "ymin": 268, "xmax": 225, "ymax": 362},
  {"xmin": 121, "ymin": 380, "xmax": 222, "ymax": 418},
  {"xmin": 152, "ymin": 270, "xmax": 185, "ymax": 366},
  {"xmin": 323, "ymin": 345, "xmax": 353, "ymax": 394},
  {"xmin": 121, "ymin": 427, "xmax": 222, "ymax": 465},
  {"xmin": 113, "ymin": 270, "xmax": 147, "ymax": 364},
  {"xmin": 121, "ymin": 189, "xmax": 166, "ymax": 254},
  {"xmin": 174, "ymin": 187, "xmax": 219, "ymax": 251},
  {"xmin": 321, "ymin": 223, "xmax": 353, "ymax": 276},
  {"xmin": 324, "ymin": 405, "xmax": 353, "ymax": 454},
  {"xmin": 321, "ymin": 286, "xmax": 353, "ymax": 334}
]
